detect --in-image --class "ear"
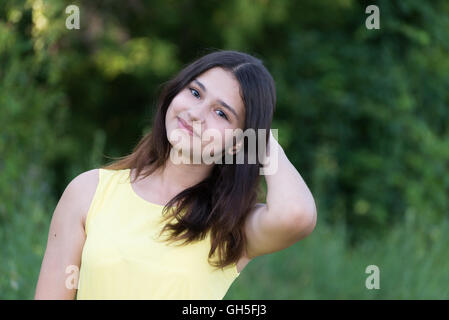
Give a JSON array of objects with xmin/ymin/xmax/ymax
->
[{"xmin": 227, "ymin": 140, "xmax": 243, "ymax": 155}]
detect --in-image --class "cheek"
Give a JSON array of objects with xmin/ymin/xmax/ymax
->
[
  {"xmin": 166, "ymin": 97, "xmax": 186, "ymax": 125},
  {"xmin": 165, "ymin": 105, "xmax": 180, "ymax": 141},
  {"xmin": 171, "ymin": 93, "xmax": 190, "ymax": 111}
]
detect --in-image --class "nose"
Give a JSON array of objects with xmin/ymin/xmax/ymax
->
[{"xmin": 186, "ymin": 102, "xmax": 207, "ymax": 127}]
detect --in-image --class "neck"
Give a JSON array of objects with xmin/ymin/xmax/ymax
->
[
  {"xmin": 161, "ymin": 157, "xmax": 213, "ymax": 191},
  {"xmin": 148, "ymin": 147, "xmax": 214, "ymax": 196}
]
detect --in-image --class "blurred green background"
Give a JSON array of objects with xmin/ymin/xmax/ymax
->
[{"xmin": 1, "ymin": 0, "xmax": 448, "ymax": 299}]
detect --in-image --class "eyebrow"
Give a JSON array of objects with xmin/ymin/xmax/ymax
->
[{"xmin": 193, "ymin": 79, "xmax": 239, "ymax": 121}]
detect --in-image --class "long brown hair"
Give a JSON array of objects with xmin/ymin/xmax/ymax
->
[{"xmin": 102, "ymin": 50, "xmax": 276, "ymax": 270}]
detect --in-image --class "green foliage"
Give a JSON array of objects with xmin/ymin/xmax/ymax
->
[
  {"xmin": 0, "ymin": 0, "xmax": 448, "ymax": 299},
  {"xmin": 225, "ymin": 213, "xmax": 449, "ymax": 299}
]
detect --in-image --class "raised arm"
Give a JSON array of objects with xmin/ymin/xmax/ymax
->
[{"xmin": 243, "ymin": 130, "xmax": 317, "ymax": 259}]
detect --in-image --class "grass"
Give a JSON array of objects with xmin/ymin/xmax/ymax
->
[
  {"xmin": 1, "ymin": 185, "xmax": 448, "ymax": 299},
  {"xmin": 225, "ymin": 213, "xmax": 449, "ymax": 299}
]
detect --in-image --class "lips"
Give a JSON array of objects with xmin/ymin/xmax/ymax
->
[{"xmin": 177, "ymin": 117, "xmax": 194, "ymax": 136}]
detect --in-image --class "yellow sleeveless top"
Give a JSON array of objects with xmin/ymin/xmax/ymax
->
[{"xmin": 76, "ymin": 168, "xmax": 240, "ymax": 300}]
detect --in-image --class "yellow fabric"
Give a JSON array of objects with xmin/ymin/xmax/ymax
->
[{"xmin": 76, "ymin": 168, "xmax": 239, "ymax": 300}]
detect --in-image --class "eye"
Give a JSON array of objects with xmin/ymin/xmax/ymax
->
[
  {"xmin": 189, "ymin": 87, "xmax": 200, "ymax": 99},
  {"xmin": 216, "ymin": 110, "xmax": 229, "ymax": 120},
  {"xmin": 189, "ymin": 87, "xmax": 228, "ymax": 120}
]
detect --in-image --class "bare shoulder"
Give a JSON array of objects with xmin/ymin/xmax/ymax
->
[
  {"xmin": 64, "ymin": 168, "xmax": 100, "ymax": 231},
  {"xmin": 34, "ymin": 168, "xmax": 99, "ymax": 299}
]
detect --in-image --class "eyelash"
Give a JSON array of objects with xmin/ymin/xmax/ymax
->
[{"xmin": 188, "ymin": 87, "xmax": 229, "ymax": 120}]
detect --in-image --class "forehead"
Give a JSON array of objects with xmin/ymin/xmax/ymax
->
[{"xmin": 195, "ymin": 67, "xmax": 245, "ymax": 125}]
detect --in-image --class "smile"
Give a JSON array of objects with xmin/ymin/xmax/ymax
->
[{"xmin": 177, "ymin": 117, "xmax": 194, "ymax": 136}]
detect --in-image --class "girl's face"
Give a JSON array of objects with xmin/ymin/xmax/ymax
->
[{"xmin": 166, "ymin": 67, "xmax": 246, "ymax": 162}]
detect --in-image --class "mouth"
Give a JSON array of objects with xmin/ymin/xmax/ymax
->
[{"xmin": 177, "ymin": 117, "xmax": 194, "ymax": 136}]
